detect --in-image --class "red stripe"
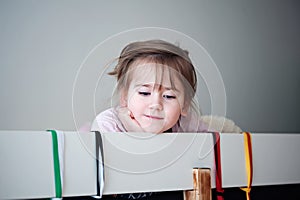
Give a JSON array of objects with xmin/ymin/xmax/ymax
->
[{"xmin": 213, "ymin": 132, "xmax": 224, "ymax": 200}]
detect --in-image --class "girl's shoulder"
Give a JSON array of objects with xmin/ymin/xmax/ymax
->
[{"xmin": 173, "ymin": 110, "xmax": 209, "ymax": 133}]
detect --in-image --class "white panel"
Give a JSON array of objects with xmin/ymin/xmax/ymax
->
[
  {"xmin": 102, "ymin": 132, "xmax": 215, "ymax": 194},
  {"xmin": 60, "ymin": 131, "xmax": 97, "ymax": 196},
  {"xmin": 0, "ymin": 131, "xmax": 55, "ymax": 199},
  {"xmin": 220, "ymin": 134, "xmax": 247, "ymax": 187},
  {"xmin": 251, "ymin": 133, "xmax": 300, "ymax": 186}
]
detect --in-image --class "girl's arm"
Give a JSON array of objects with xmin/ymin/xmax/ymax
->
[{"xmin": 91, "ymin": 108, "xmax": 126, "ymax": 133}]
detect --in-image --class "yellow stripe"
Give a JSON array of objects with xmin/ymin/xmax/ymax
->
[{"xmin": 240, "ymin": 132, "xmax": 252, "ymax": 200}]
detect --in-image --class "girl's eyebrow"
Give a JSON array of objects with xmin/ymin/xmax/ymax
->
[
  {"xmin": 134, "ymin": 83, "xmax": 179, "ymax": 91},
  {"xmin": 134, "ymin": 84, "xmax": 152, "ymax": 89}
]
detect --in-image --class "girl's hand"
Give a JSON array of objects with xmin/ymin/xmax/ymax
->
[{"xmin": 117, "ymin": 107, "xmax": 144, "ymax": 132}]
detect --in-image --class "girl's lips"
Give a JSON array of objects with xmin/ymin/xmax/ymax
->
[{"xmin": 144, "ymin": 114, "xmax": 164, "ymax": 120}]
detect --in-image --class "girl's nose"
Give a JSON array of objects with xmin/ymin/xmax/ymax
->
[{"xmin": 149, "ymin": 94, "xmax": 163, "ymax": 110}]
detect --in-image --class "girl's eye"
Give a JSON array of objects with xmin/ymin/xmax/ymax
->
[
  {"xmin": 163, "ymin": 94, "xmax": 176, "ymax": 99},
  {"xmin": 138, "ymin": 91, "xmax": 151, "ymax": 96}
]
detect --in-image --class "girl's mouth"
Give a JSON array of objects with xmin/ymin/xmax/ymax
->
[{"xmin": 144, "ymin": 114, "xmax": 164, "ymax": 120}]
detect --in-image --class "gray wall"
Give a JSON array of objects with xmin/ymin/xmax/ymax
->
[{"xmin": 0, "ymin": 0, "xmax": 299, "ymax": 132}]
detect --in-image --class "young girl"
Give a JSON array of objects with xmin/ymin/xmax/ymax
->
[
  {"xmin": 90, "ymin": 40, "xmax": 241, "ymax": 200},
  {"xmin": 91, "ymin": 39, "xmax": 208, "ymax": 134}
]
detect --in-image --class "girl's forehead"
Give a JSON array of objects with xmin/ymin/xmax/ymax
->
[{"xmin": 130, "ymin": 63, "xmax": 181, "ymax": 88}]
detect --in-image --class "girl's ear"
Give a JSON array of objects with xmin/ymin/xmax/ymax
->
[
  {"xmin": 181, "ymin": 102, "xmax": 190, "ymax": 116},
  {"xmin": 120, "ymin": 89, "xmax": 128, "ymax": 107},
  {"xmin": 181, "ymin": 108, "xmax": 188, "ymax": 116}
]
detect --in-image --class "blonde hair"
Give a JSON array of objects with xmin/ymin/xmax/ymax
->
[{"xmin": 109, "ymin": 40, "xmax": 197, "ymax": 103}]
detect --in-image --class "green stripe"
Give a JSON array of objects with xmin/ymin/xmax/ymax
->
[{"xmin": 48, "ymin": 130, "xmax": 62, "ymax": 198}]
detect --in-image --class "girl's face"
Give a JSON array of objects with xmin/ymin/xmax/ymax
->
[{"xmin": 121, "ymin": 63, "xmax": 187, "ymax": 133}]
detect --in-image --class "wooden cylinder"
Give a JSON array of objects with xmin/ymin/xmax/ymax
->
[{"xmin": 184, "ymin": 168, "xmax": 212, "ymax": 200}]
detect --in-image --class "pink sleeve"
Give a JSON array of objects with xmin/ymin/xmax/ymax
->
[{"xmin": 91, "ymin": 108, "xmax": 126, "ymax": 133}]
